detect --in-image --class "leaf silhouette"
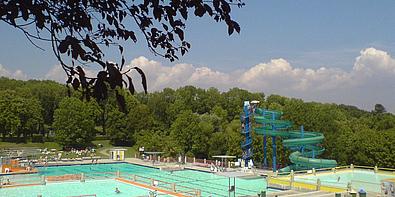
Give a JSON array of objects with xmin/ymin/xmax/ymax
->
[
  {"xmin": 76, "ymin": 66, "xmax": 88, "ymax": 88},
  {"xmin": 107, "ymin": 62, "xmax": 123, "ymax": 89},
  {"xmin": 72, "ymin": 78, "xmax": 80, "ymax": 90},
  {"xmin": 115, "ymin": 90, "xmax": 126, "ymax": 113},
  {"xmin": 66, "ymin": 76, "xmax": 73, "ymax": 84},
  {"xmin": 126, "ymin": 75, "xmax": 135, "ymax": 95},
  {"xmin": 133, "ymin": 67, "xmax": 147, "ymax": 94},
  {"xmin": 175, "ymin": 28, "xmax": 184, "ymax": 41},
  {"xmin": 93, "ymin": 71, "xmax": 108, "ymax": 102}
]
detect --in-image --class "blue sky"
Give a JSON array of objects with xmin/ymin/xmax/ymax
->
[{"xmin": 1, "ymin": 0, "xmax": 395, "ymax": 111}]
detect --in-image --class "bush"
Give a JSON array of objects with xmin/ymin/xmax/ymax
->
[{"xmin": 31, "ymin": 134, "xmax": 44, "ymax": 143}]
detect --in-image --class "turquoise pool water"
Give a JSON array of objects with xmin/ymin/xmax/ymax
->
[
  {"xmin": 3, "ymin": 163, "xmax": 267, "ymax": 196},
  {"xmin": 0, "ymin": 179, "xmax": 169, "ymax": 197},
  {"xmin": 294, "ymin": 169, "xmax": 395, "ymax": 192}
]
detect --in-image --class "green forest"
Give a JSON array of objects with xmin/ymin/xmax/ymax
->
[{"xmin": 0, "ymin": 77, "xmax": 394, "ymax": 168}]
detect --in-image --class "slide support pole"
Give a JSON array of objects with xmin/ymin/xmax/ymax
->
[{"xmin": 272, "ymin": 112, "xmax": 277, "ymax": 172}]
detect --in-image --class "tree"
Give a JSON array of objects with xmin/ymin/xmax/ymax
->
[
  {"xmin": 107, "ymin": 103, "xmax": 154, "ymax": 146},
  {"xmin": 0, "ymin": 0, "xmax": 244, "ymax": 108},
  {"xmin": 373, "ymin": 104, "xmax": 386, "ymax": 114},
  {"xmin": 169, "ymin": 110, "xmax": 213, "ymax": 157},
  {"xmin": 224, "ymin": 119, "xmax": 243, "ymax": 156},
  {"xmin": 0, "ymin": 90, "xmax": 43, "ymax": 140},
  {"xmin": 106, "ymin": 108, "xmax": 130, "ymax": 146},
  {"xmin": 53, "ymin": 97, "xmax": 97, "ymax": 148},
  {"xmin": 222, "ymin": 88, "xmax": 264, "ymax": 121},
  {"xmin": 0, "ymin": 78, "xmax": 66, "ymax": 131},
  {"xmin": 25, "ymin": 81, "xmax": 67, "ymax": 127},
  {"xmin": 134, "ymin": 129, "xmax": 166, "ymax": 152},
  {"xmin": 208, "ymin": 131, "xmax": 227, "ymax": 157}
]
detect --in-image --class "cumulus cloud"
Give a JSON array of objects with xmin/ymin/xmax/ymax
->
[
  {"xmin": 30, "ymin": 47, "xmax": 395, "ymax": 111},
  {"xmin": 124, "ymin": 48, "xmax": 395, "ymax": 112},
  {"xmin": 45, "ymin": 65, "xmax": 98, "ymax": 83},
  {"xmin": 45, "ymin": 65, "xmax": 67, "ymax": 83},
  {"xmin": 124, "ymin": 56, "xmax": 236, "ymax": 91},
  {"xmin": 0, "ymin": 64, "xmax": 27, "ymax": 80}
]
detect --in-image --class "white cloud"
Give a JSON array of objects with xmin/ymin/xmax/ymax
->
[
  {"xmin": 353, "ymin": 47, "xmax": 395, "ymax": 76},
  {"xmin": 124, "ymin": 48, "xmax": 395, "ymax": 112},
  {"xmin": 4, "ymin": 47, "xmax": 394, "ymax": 112},
  {"xmin": 45, "ymin": 65, "xmax": 66, "ymax": 83},
  {"xmin": 45, "ymin": 65, "xmax": 98, "ymax": 83},
  {"xmin": 0, "ymin": 64, "xmax": 27, "ymax": 80}
]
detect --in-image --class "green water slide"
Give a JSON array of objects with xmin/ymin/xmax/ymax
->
[{"xmin": 254, "ymin": 114, "xmax": 337, "ymax": 172}]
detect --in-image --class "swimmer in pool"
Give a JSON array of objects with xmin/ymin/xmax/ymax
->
[
  {"xmin": 115, "ymin": 187, "xmax": 120, "ymax": 193},
  {"xmin": 337, "ymin": 176, "xmax": 340, "ymax": 182}
]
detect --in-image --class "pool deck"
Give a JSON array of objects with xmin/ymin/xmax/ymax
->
[
  {"xmin": 115, "ymin": 177, "xmax": 189, "ymax": 197},
  {"xmin": 30, "ymin": 157, "xmax": 273, "ymax": 179},
  {"xmin": 0, "ymin": 168, "xmax": 38, "ymax": 176}
]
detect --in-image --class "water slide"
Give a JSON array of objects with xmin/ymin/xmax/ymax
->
[{"xmin": 253, "ymin": 109, "xmax": 337, "ymax": 172}]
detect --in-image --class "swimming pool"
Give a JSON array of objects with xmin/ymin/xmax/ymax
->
[
  {"xmin": 0, "ymin": 179, "xmax": 170, "ymax": 197},
  {"xmin": 294, "ymin": 169, "xmax": 395, "ymax": 192},
  {"xmin": 3, "ymin": 163, "xmax": 268, "ymax": 196}
]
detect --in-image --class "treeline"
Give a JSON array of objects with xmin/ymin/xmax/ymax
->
[{"xmin": 0, "ymin": 77, "xmax": 394, "ymax": 168}]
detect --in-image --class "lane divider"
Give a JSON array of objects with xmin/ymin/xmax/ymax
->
[{"xmin": 115, "ymin": 177, "xmax": 189, "ymax": 197}]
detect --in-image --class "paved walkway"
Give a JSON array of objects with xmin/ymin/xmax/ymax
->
[
  {"xmin": 98, "ymin": 148, "xmax": 110, "ymax": 156},
  {"xmin": 38, "ymin": 157, "xmax": 270, "ymax": 178},
  {"xmin": 36, "ymin": 158, "xmax": 122, "ymax": 167}
]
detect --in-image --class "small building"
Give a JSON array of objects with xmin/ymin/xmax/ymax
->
[
  {"xmin": 0, "ymin": 157, "xmax": 27, "ymax": 173},
  {"xmin": 109, "ymin": 148, "xmax": 127, "ymax": 161}
]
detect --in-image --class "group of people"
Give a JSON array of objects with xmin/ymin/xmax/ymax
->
[
  {"xmin": 69, "ymin": 148, "xmax": 95, "ymax": 156},
  {"xmin": 210, "ymin": 163, "xmax": 224, "ymax": 172},
  {"xmin": 114, "ymin": 187, "xmax": 157, "ymax": 196},
  {"xmin": 1, "ymin": 178, "xmax": 11, "ymax": 186},
  {"xmin": 382, "ymin": 183, "xmax": 395, "ymax": 196}
]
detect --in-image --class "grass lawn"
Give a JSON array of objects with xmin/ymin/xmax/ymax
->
[
  {"xmin": 0, "ymin": 140, "xmax": 137, "ymax": 158},
  {"xmin": 0, "ymin": 141, "xmax": 62, "ymax": 150},
  {"xmin": 92, "ymin": 140, "xmax": 136, "ymax": 158}
]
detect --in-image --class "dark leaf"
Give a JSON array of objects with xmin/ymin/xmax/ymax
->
[
  {"xmin": 175, "ymin": 28, "xmax": 184, "ymax": 41},
  {"xmin": 233, "ymin": 21, "xmax": 241, "ymax": 33},
  {"xmin": 126, "ymin": 75, "xmax": 135, "ymax": 95},
  {"xmin": 72, "ymin": 78, "xmax": 80, "ymax": 90},
  {"xmin": 204, "ymin": 4, "xmax": 213, "ymax": 16},
  {"xmin": 194, "ymin": 5, "xmax": 206, "ymax": 17},
  {"xmin": 221, "ymin": 1, "xmax": 231, "ymax": 13},
  {"xmin": 107, "ymin": 62, "xmax": 123, "ymax": 89},
  {"xmin": 93, "ymin": 81, "xmax": 107, "ymax": 102},
  {"xmin": 168, "ymin": 32, "xmax": 174, "ymax": 41},
  {"xmin": 78, "ymin": 67, "xmax": 88, "ymax": 89},
  {"xmin": 20, "ymin": 5, "xmax": 29, "ymax": 20},
  {"xmin": 153, "ymin": 7, "xmax": 162, "ymax": 21},
  {"xmin": 58, "ymin": 40, "xmax": 69, "ymax": 54},
  {"xmin": 162, "ymin": 23, "xmax": 168, "ymax": 31},
  {"xmin": 213, "ymin": 0, "xmax": 220, "ymax": 11},
  {"xmin": 66, "ymin": 76, "xmax": 73, "ymax": 84},
  {"xmin": 228, "ymin": 25, "xmax": 234, "ymax": 35},
  {"xmin": 76, "ymin": 66, "xmax": 85, "ymax": 77},
  {"xmin": 121, "ymin": 57, "xmax": 125, "ymax": 68},
  {"xmin": 116, "ymin": 90, "xmax": 127, "ymax": 113},
  {"xmin": 97, "ymin": 71, "xmax": 108, "ymax": 81},
  {"xmin": 88, "ymin": 78, "xmax": 96, "ymax": 85},
  {"xmin": 133, "ymin": 67, "xmax": 147, "ymax": 94},
  {"xmin": 119, "ymin": 45, "xmax": 124, "ymax": 54},
  {"xmin": 180, "ymin": 7, "xmax": 188, "ymax": 20}
]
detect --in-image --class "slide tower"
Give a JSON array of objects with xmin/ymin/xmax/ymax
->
[{"xmin": 240, "ymin": 101, "xmax": 337, "ymax": 172}]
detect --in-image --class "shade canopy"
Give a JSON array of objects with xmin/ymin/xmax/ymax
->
[
  {"xmin": 212, "ymin": 155, "xmax": 236, "ymax": 159},
  {"xmin": 109, "ymin": 148, "xmax": 127, "ymax": 151},
  {"xmin": 143, "ymin": 152, "xmax": 164, "ymax": 155}
]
